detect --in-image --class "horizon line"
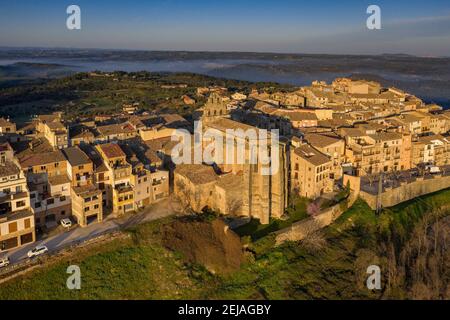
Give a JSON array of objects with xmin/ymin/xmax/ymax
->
[{"xmin": 1, "ymin": 45, "xmax": 449, "ymax": 59}]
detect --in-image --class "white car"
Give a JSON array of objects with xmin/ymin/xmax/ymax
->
[
  {"xmin": 61, "ymin": 218, "xmax": 72, "ymax": 228},
  {"xmin": 426, "ymin": 165, "xmax": 440, "ymax": 174},
  {"xmin": 0, "ymin": 257, "xmax": 10, "ymax": 268},
  {"xmin": 27, "ymin": 245, "xmax": 48, "ymax": 258}
]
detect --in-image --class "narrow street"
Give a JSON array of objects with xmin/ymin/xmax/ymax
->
[{"xmin": 0, "ymin": 198, "xmax": 182, "ymax": 267}]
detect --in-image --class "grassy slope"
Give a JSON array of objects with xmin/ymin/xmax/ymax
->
[
  {"xmin": 235, "ymin": 197, "xmax": 309, "ymax": 240},
  {"xmin": 1, "ymin": 189, "xmax": 449, "ymax": 300}
]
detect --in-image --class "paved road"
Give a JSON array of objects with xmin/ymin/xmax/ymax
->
[{"xmin": 0, "ymin": 198, "xmax": 181, "ymax": 266}]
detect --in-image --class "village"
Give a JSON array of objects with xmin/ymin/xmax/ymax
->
[{"xmin": 0, "ymin": 75, "xmax": 449, "ymax": 268}]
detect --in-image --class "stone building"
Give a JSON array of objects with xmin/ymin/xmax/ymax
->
[
  {"xmin": 0, "ymin": 157, "xmax": 35, "ymax": 252},
  {"xmin": 173, "ymin": 96, "xmax": 289, "ymax": 224},
  {"xmin": 35, "ymin": 112, "xmax": 69, "ymax": 149},
  {"xmin": 95, "ymin": 143, "xmax": 134, "ymax": 215},
  {"xmin": 304, "ymin": 133, "xmax": 345, "ymax": 179},
  {"xmin": 290, "ymin": 144, "xmax": 333, "ymax": 199},
  {"xmin": 411, "ymin": 134, "xmax": 450, "ymax": 167},
  {"xmin": 71, "ymin": 184, "xmax": 103, "ymax": 227}
]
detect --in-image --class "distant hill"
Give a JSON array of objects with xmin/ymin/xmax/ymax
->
[{"xmin": 0, "ymin": 62, "xmax": 74, "ymax": 79}]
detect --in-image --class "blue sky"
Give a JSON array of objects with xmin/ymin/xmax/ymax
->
[{"xmin": 1, "ymin": 0, "xmax": 450, "ymax": 56}]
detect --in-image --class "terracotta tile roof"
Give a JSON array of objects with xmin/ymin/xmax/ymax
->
[
  {"xmin": 145, "ymin": 136, "xmax": 179, "ymax": 155},
  {"xmin": 216, "ymin": 172, "xmax": 244, "ymax": 192},
  {"xmin": 207, "ymin": 118, "xmax": 258, "ymax": 135},
  {"xmin": 97, "ymin": 122, "xmax": 136, "ymax": 136},
  {"xmin": 304, "ymin": 133, "xmax": 343, "ymax": 148},
  {"xmin": 294, "ymin": 144, "xmax": 331, "ymax": 166},
  {"xmin": 368, "ymin": 132, "xmax": 403, "ymax": 142},
  {"xmin": 62, "ymin": 146, "xmax": 92, "ymax": 166},
  {"xmin": 416, "ymin": 134, "xmax": 448, "ymax": 144},
  {"xmin": 46, "ymin": 121, "xmax": 66, "ymax": 131},
  {"xmin": 97, "ymin": 143, "xmax": 125, "ymax": 159},
  {"xmin": 276, "ymin": 111, "xmax": 318, "ymax": 121},
  {"xmin": 0, "ymin": 160, "xmax": 20, "ymax": 177},
  {"xmin": 18, "ymin": 150, "xmax": 66, "ymax": 168},
  {"xmin": 72, "ymin": 184, "xmax": 102, "ymax": 197},
  {"xmin": 48, "ymin": 174, "xmax": 71, "ymax": 186},
  {"xmin": 175, "ymin": 164, "xmax": 218, "ymax": 184}
]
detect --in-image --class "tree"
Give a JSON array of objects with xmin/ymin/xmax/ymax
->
[
  {"xmin": 175, "ymin": 179, "xmax": 193, "ymax": 213},
  {"xmin": 299, "ymin": 220, "xmax": 327, "ymax": 253},
  {"xmin": 227, "ymin": 197, "xmax": 243, "ymax": 216},
  {"xmin": 306, "ymin": 201, "xmax": 321, "ymax": 217}
]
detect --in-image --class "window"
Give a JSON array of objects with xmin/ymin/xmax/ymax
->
[
  {"xmin": 84, "ymin": 207, "xmax": 90, "ymax": 212},
  {"xmin": 24, "ymin": 218, "xmax": 31, "ymax": 229},
  {"xmin": 94, "ymin": 204, "xmax": 99, "ymax": 209},
  {"xmin": 79, "ymin": 165, "xmax": 84, "ymax": 170},
  {"xmin": 16, "ymin": 200, "xmax": 26, "ymax": 208},
  {"xmin": 16, "ymin": 186, "xmax": 22, "ymax": 193},
  {"xmin": 8, "ymin": 222, "xmax": 17, "ymax": 233},
  {"xmin": 60, "ymin": 196, "xmax": 66, "ymax": 202},
  {"xmin": 35, "ymin": 202, "xmax": 41, "ymax": 208},
  {"xmin": 61, "ymin": 210, "xmax": 66, "ymax": 215},
  {"xmin": 47, "ymin": 198, "xmax": 54, "ymax": 205}
]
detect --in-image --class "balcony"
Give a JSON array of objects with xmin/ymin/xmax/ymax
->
[
  {"xmin": 115, "ymin": 185, "xmax": 133, "ymax": 194},
  {"xmin": 0, "ymin": 208, "xmax": 34, "ymax": 224},
  {"xmin": 113, "ymin": 165, "xmax": 131, "ymax": 180}
]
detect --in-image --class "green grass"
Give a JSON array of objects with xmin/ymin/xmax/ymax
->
[
  {"xmin": 1, "ymin": 188, "xmax": 449, "ymax": 300},
  {"xmin": 234, "ymin": 197, "xmax": 309, "ymax": 240},
  {"xmin": 0, "ymin": 220, "xmax": 212, "ymax": 300},
  {"xmin": 0, "ymin": 71, "xmax": 293, "ymax": 119}
]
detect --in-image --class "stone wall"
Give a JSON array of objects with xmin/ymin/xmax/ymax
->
[
  {"xmin": 275, "ymin": 193, "xmax": 357, "ymax": 245},
  {"xmin": 360, "ymin": 174, "xmax": 450, "ymax": 209}
]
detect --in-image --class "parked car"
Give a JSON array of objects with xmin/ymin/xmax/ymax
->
[
  {"xmin": 27, "ymin": 245, "xmax": 48, "ymax": 258},
  {"xmin": 61, "ymin": 218, "xmax": 72, "ymax": 228},
  {"xmin": 425, "ymin": 165, "xmax": 440, "ymax": 174},
  {"xmin": 0, "ymin": 257, "xmax": 10, "ymax": 268}
]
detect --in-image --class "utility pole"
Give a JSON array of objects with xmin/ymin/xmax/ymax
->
[{"xmin": 376, "ymin": 172, "xmax": 383, "ymax": 214}]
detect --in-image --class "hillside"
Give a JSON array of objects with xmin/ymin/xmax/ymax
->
[
  {"xmin": 0, "ymin": 71, "xmax": 291, "ymax": 120},
  {"xmin": 0, "ymin": 188, "xmax": 448, "ymax": 300}
]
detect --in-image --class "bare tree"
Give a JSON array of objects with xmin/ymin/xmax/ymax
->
[
  {"xmin": 227, "ymin": 197, "xmax": 243, "ymax": 216},
  {"xmin": 175, "ymin": 179, "xmax": 193, "ymax": 213},
  {"xmin": 299, "ymin": 220, "xmax": 327, "ymax": 253}
]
